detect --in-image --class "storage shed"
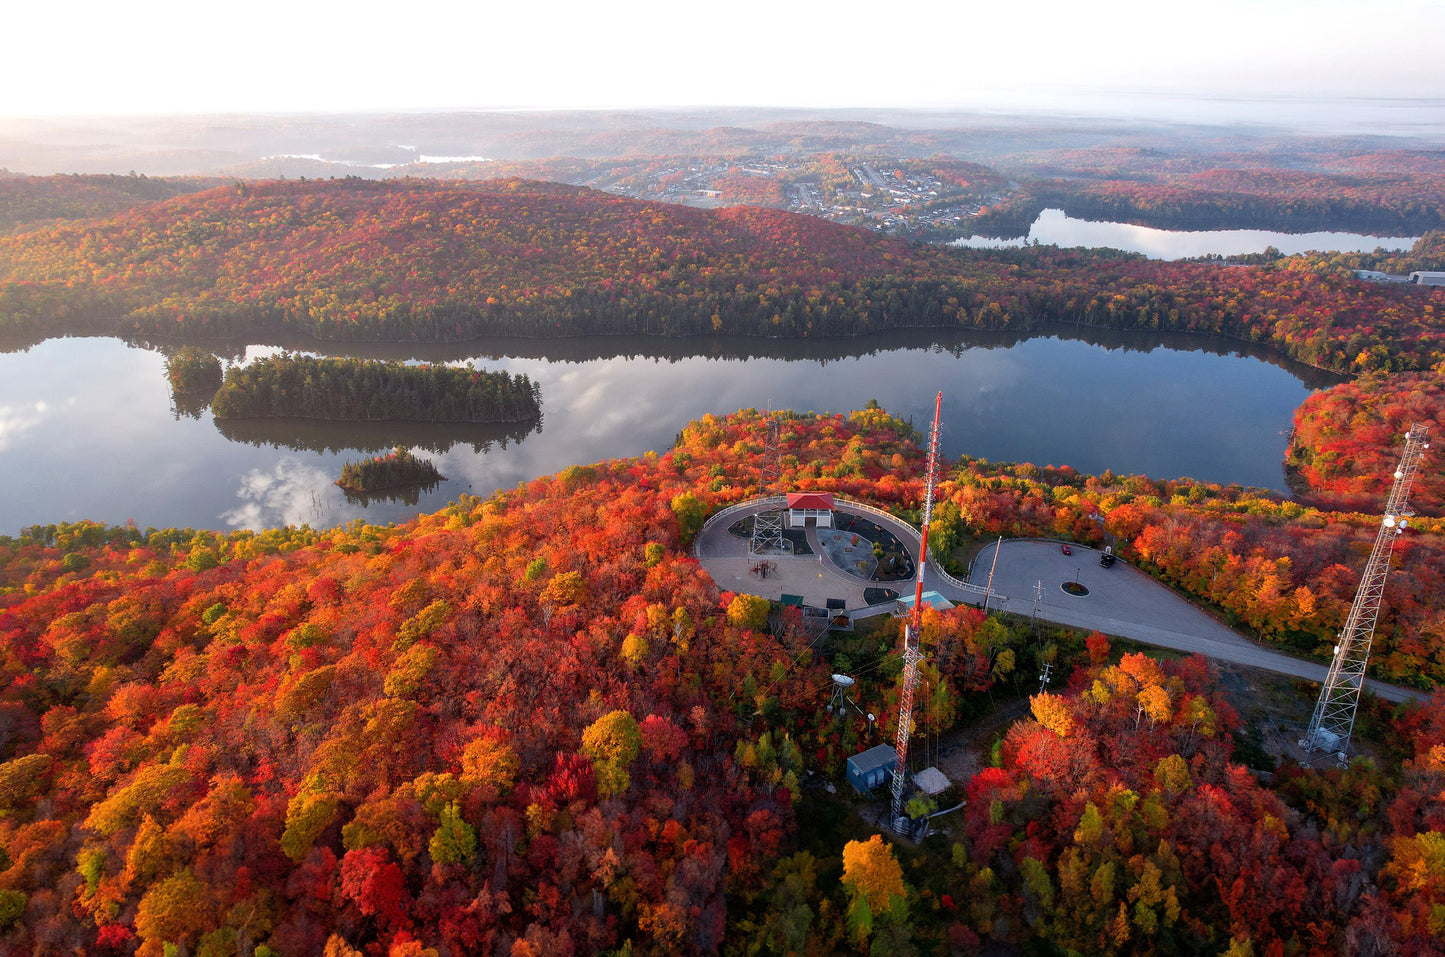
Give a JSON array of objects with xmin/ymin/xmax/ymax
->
[{"xmin": 846, "ymin": 744, "xmax": 897, "ymax": 794}]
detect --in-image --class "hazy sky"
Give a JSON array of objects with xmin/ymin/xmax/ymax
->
[{"xmin": 7, "ymin": 0, "xmax": 1442, "ymax": 116}]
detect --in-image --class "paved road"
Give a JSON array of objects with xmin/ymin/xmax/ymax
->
[{"xmin": 695, "ymin": 502, "xmax": 1426, "ymax": 704}]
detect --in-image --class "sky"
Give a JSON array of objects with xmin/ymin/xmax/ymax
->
[{"xmin": 5, "ymin": 0, "xmax": 1443, "ymax": 116}]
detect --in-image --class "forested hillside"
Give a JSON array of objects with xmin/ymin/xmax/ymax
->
[
  {"xmin": 1, "ymin": 177, "xmax": 1443, "ymax": 374},
  {"xmin": 996, "ymin": 147, "xmax": 1445, "ymax": 234},
  {"xmin": 1286, "ymin": 372, "xmax": 1445, "ymax": 515},
  {"xmin": 3, "ymin": 407, "xmax": 1442, "ymax": 955},
  {"xmin": 0, "ymin": 174, "xmax": 217, "ymax": 234}
]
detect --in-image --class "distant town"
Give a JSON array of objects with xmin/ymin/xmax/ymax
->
[{"xmin": 573, "ymin": 157, "xmax": 1012, "ymax": 239}]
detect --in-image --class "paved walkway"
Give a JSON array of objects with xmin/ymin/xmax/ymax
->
[
  {"xmin": 695, "ymin": 510, "xmax": 881, "ymax": 611},
  {"xmin": 694, "ymin": 501, "xmax": 1426, "ymax": 704}
]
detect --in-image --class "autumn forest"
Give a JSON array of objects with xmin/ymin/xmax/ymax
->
[{"xmin": 2, "ymin": 118, "xmax": 1445, "ymax": 957}]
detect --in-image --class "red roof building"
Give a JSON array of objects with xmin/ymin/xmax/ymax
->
[
  {"xmin": 786, "ymin": 492, "xmax": 835, "ymax": 528},
  {"xmin": 786, "ymin": 492, "xmax": 835, "ymax": 510}
]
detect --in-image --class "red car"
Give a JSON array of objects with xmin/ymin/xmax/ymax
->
[{"xmin": 1060, "ymin": 544, "xmax": 1072, "ymax": 555}]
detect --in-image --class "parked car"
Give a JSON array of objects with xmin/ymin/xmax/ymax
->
[
  {"xmin": 1099, "ymin": 545, "xmax": 1116, "ymax": 568},
  {"xmin": 1060, "ymin": 544, "xmax": 1072, "ymax": 555}
]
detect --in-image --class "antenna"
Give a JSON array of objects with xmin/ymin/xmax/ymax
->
[
  {"xmin": 891, "ymin": 391, "xmax": 942, "ymax": 832},
  {"xmin": 827, "ymin": 674, "xmax": 875, "ymax": 731},
  {"xmin": 1299, "ymin": 424, "xmax": 1429, "ymax": 764},
  {"xmin": 751, "ymin": 411, "xmax": 785, "ymax": 555}
]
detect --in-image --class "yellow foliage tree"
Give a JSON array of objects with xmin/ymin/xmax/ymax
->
[
  {"xmin": 840, "ymin": 834, "xmax": 907, "ymax": 940},
  {"xmin": 135, "ymin": 869, "xmax": 211, "ymax": 957},
  {"xmin": 1031, "ymin": 692, "xmax": 1075, "ymax": 737},
  {"xmin": 1136, "ymin": 684, "xmax": 1173, "ymax": 728},
  {"xmin": 581, "ymin": 710, "xmax": 641, "ymax": 798},
  {"xmin": 459, "ymin": 732, "xmax": 520, "ymax": 796},
  {"xmin": 726, "ymin": 593, "xmax": 771, "ymax": 631}
]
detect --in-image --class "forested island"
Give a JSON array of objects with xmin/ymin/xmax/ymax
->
[
  {"xmin": 0, "ymin": 407, "xmax": 1442, "ymax": 955},
  {"xmin": 208, "ymin": 353, "xmax": 541, "ymax": 423},
  {"xmin": 1, "ymin": 178, "xmax": 1443, "ymax": 376},
  {"xmin": 335, "ymin": 448, "xmax": 445, "ymax": 496},
  {"xmin": 162, "ymin": 345, "xmax": 222, "ymax": 395}
]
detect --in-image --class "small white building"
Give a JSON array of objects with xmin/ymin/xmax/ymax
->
[
  {"xmin": 786, "ymin": 492, "xmax": 835, "ymax": 528},
  {"xmin": 913, "ymin": 767, "xmax": 951, "ymax": 796},
  {"xmin": 1410, "ymin": 271, "xmax": 1445, "ymax": 287}
]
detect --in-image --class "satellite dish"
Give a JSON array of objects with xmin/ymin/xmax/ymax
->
[{"xmin": 831, "ymin": 674, "xmax": 855, "ymax": 687}]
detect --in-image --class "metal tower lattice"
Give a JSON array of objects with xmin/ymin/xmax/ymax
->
[
  {"xmin": 751, "ymin": 414, "xmax": 786, "ymax": 555},
  {"xmin": 891, "ymin": 392, "xmax": 943, "ymax": 832},
  {"xmin": 1300, "ymin": 424, "xmax": 1430, "ymax": 763}
]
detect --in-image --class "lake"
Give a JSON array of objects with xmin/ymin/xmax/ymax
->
[
  {"xmin": 0, "ymin": 329, "xmax": 1336, "ymax": 535},
  {"xmin": 952, "ymin": 208, "xmax": 1419, "ymax": 259}
]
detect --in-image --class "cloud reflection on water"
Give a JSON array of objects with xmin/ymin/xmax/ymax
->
[
  {"xmin": 222, "ymin": 457, "xmax": 364, "ymax": 531},
  {"xmin": 0, "ymin": 401, "xmax": 50, "ymax": 453}
]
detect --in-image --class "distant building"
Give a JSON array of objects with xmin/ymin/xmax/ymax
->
[
  {"xmin": 1354, "ymin": 269, "xmax": 1410, "ymax": 283},
  {"xmin": 786, "ymin": 492, "xmax": 835, "ymax": 528},
  {"xmin": 846, "ymin": 744, "xmax": 897, "ymax": 794},
  {"xmin": 1410, "ymin": 271, "xmax": 1445, "ymax": 287}
]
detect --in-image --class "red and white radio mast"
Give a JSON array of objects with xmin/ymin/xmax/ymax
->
[{"xmin": 891, "ymin": 391, "xmax": 942, "ymax": 832}]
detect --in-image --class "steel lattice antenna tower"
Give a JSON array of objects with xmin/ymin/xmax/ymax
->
[
  {"xmin": 751, "ymin": 412, "xmax": 786, "ymax": 555},
  {"xmin": 891, "ymin": 391, "xmax": 943, "ymax": 833},
  {"xmin": 1300, "ymin": 424, "xmax": 1430, "ymax": 763}
]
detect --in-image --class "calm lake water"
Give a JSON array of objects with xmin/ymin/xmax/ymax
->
[
  {"xmin": 0, "ymin": 329, "xmax": 1336, "ymax": 535},
  {"xmin": 953, "ymin": 209, "xmax": 1419, "ymax": 259}
]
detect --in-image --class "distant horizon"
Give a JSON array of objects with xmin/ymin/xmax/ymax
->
[
  {"xmin": 7, "ymin": 88, "xmax": 1445, "ymax": 118},
  {"xmin": 7, "ymin": 0, "xmax": 1440, "ymax": 121},
  {"xmin": 5, "ymin": 92, "xmax": 1445, "ymax": 141}
]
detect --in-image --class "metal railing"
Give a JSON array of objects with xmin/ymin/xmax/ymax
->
[{"xmin": 693, "ymin": 495, "xmax": 786, "ymax": 559}]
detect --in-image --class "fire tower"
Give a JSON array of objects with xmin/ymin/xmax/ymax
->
[{"xmin": 1299, "ymin": 424, "xmax": 1430, "ymax": 763}]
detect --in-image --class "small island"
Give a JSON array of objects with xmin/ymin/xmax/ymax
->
[
  {"xmin": 210, "ymin": 354, "xmax": 542, "ymax": 423},
  {"xmin": 335, "ymin": 447, "xmax": 444, "ymax": 497},
  {"xmin": 163, "ymin": 345, "xmax": 224, "ymax": 419},
  {"xmin": 164, "ymin": 345, "xmax": 223, "ymax": 393}
]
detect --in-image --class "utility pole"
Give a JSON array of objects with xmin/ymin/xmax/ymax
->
[
  {"xmin": 891, "ymin": 391, "xmax": 942, "ymax": 834},
  {"xmin": 981, "ymin": 536, "xmax": 1003, "ymax": 613},
  {"xmin": 1300, "ymin": 424, "xmax": 1430, "ymax": 764}
]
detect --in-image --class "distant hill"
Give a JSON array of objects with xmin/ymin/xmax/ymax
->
[
  {"xmin": 0, "ymin": 173, "xmax": 218, "ymax": 234},
  {"xmin": 1, "ymin": 177, "xmax": 1443, "ymax": 376}
]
